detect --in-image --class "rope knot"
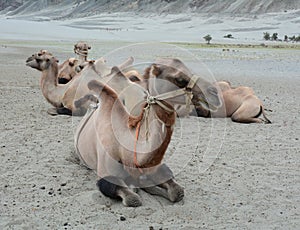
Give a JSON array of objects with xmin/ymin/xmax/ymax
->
[{"xmin": 146, "ymin": 95, "xmax": 157, "ymax": 105}]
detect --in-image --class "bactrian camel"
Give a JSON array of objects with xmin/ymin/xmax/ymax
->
[
  {"xmin": 195, "ymin": 81, "xmax": 271, "ymax": 123},
  {"xmin": 26, "ymin": 50, "xmax": 141, "ymax": 116},
  {"xmin": 58, "ymin": 41, "xmax": 92, "ymax": 84},
  {"xmin": 74, "ymin": 58, "xmax": 221, "ymax": 206}
]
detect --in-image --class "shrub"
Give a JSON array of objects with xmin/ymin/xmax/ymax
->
[
  {"xmin": 271, "ymin": 33, "xmax": 278, "ymax": 41},
  {"xmin": 224, "ymin": 34, "xmax": 234, "ymax": 39},
  {"xmin": 263, "ymin": 32, "xmax": 270, "ymax": 41}
]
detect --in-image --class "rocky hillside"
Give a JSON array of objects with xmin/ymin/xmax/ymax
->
[{"xmin": 1, "ymin": 0, "xmax": 300, "ymax": 19}]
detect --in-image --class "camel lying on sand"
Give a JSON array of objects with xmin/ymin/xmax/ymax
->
[
  {"xmin": 74, "ymin": 58, "xmax": 221, "ymax": 206},
  {"xmin": 125, "ymin": 70, "xmax": 272, "ymax": 122},
  {"xmin": 26, "ymin": 50, "xmax": 140, "ymax": 116},
  {"xmin": 58, "ymin": 41, "xmax": 91, "ymax": 84},
  {"xmin": 196, "ymin": 81, "xmax": 271, "ymax": 123}
]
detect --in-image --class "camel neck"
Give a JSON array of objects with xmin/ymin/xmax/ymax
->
[
  {"xmin": 40, "ymin": 62, "xmax": 66, "ymax": 107},
  {"xmin": 132, "ymin": 104, "xmax": 175, "ymax": 169}
]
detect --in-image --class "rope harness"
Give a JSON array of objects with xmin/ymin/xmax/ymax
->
[
  {"xmin": 133, "ymin": 75, "xmax": 201, "ymax": 171},
  {"xmin": 74, "ymin": 49, "xmax": 88, "ymax": 57}
]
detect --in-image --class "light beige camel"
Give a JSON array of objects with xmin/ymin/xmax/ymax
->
[
  {"xmin": 58, "ymin": 41, "xmax": 91, "ymax": 84},
  {"xmin": 26, "ymin": 51, "xmax": 140, "ymax": 116},
  {"xmin": 57, "ymin": 57, "xmax": 84, "ymax": 84},
  {"xmin": 74, "ymin": 41, "xmax": 91, "ymax": 64},
  {"xmin": 195, "ymin": 81, "xmax": 271, "ymax": 123},
  {"xmin": 74, "ymin": 58, "xmax": 221, "ymax": 207}
]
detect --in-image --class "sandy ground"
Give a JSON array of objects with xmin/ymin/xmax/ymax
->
[{"xmin": 0, "ymin": 20, "xmax": 299, "ymax": 229}]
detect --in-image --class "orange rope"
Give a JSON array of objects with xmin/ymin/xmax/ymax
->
[{"xmin": 134, "ymin": 121, "xmax": 143, "ymax": 173}]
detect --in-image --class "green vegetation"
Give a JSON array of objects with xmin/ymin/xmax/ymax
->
[
  {"xmin": 167, "ymin": 41, "xmax": 300, "ymax": 50},
  {"xmin": 264, "ymin": 32, "xmax": 300, "ymax": 42},
  {"xmin": 263, "ymin": 32, "xmax": 270, "ymax": 41},
  {"xmin": 203, "ymin": 34, "xmax": 212, "ymax": 44},
  {"xmin": 224, "ymin": 34, "xmax": 234, "ymax": 39}
]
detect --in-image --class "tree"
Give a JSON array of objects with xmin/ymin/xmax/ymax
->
[
  {"xmin": 284, "ymin": 35, "xmax": 288, "ymax": 42},
  {"xmin": 263, "ymin": 32, "xmax": 270, "ymax": 41},
  {"xmin": 271, "ymin": 33, "xmax": 278, "ymax": 41},
  {"xmin": 203, "ymin": 34, "xmax": 212, "ymax": 44}
]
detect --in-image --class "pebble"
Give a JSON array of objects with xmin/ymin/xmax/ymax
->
[{"xmin": 120, "ymin": 216, "xmax": 126, "ymax": 221}]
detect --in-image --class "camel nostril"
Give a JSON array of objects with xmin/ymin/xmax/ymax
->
[{"xmin": 208, "ymin": 86, "xmax": 218, "ymax": 96}]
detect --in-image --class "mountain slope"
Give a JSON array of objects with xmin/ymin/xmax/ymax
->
[{"xmin": 1, "ymin": 0, "xmax": 299, "ymax": 19}]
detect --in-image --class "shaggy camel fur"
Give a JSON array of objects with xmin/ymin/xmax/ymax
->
[
  {"xmin": 74, "ymin": 59, "xmax": 221, "ymax": 206},
  {"xmin": 196, "ymin": 81, "xmax": 271, "ymax": 123},
  {"xmin": 26, "ymin": 51, "xmax": 139, "ymax": 116}
]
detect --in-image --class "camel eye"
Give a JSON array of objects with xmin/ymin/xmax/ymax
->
[{"xmin": 175, "ymin": 78, "xmax": 188, "ymax": 87}]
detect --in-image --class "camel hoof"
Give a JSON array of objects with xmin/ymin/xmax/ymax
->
[
  {"xmin": 122, "ymin": 193, "xmax": 142, "ymax": 207},
  {"xmin": 47, "ymin": 108, "xmax": 58, "ymax": 116},
  {"xmin": 168, "ymin": 184, "xmax": 184, "ymax": 202}
]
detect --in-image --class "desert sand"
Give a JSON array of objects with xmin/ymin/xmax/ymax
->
[{"xmin": 0, "ymin": 16, "xmax": 300, "ymax": 230}]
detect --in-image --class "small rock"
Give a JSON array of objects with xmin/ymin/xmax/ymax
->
[{"xmin": 120, "ymin": 216, "xmax": 126, "ymax": 221}]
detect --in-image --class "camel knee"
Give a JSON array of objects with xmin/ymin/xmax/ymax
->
[
  {"xmin": 97, "ymin": 176, "xmax": 142, "ymax": 207},
  {"xmin": 97, "ymin": 176, "xmax": 123, "ymax": 200},
  {"xmin": 58, "ymin": 77, "xmax": 69, "ymax": 84},
  {"xmin": 146, "ymin": 164, "xmax": 174, "ymax": 185}
]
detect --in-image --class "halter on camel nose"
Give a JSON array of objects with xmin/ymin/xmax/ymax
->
[
  {"xmin": 74, "ymin": 48, "xmax": 89, "ymax": 57},
  {"xmin": 145, "ymin": 74, "xmax": 205, "ymax": 114}
]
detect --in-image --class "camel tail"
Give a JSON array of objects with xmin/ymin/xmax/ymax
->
[{"xmin": 261, "ymin": 106, "xmax": 272, "ymax": 124}]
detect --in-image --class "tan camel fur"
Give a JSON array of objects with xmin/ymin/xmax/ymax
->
[
  {"xmin": 57, "ymin": 41, "xmax": 91, "ymax": 84},
  {"xmin": 74, "ymin": 58, "xmax": 221, "ymax": 207},
  {"xmin": 195, "ymin": 81, "xmax": 271, "ymax": 123},
  {"xmin": 26, "ymin": 51, "xmax": 138, "ymax": 116}
]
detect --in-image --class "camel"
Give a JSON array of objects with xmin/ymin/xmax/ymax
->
[
  {"xmin": 57, "ymin": 57, "xmax": 84, "ymax": 84},
  {"xmin": 195, "ymin": 80, "xmax": 271, "ymax": 123},
  {"xmin": 74, "ymin": 41, "xmax": 91, "ymax": 64},
  {"xmin": 126, "ymin": 68, "xmax": 271, "ymax": 121},
  {"xmin": 74, "ymin": 58, "xmax": 221, "ymax": 206},
  {"xmin": 26, "ymin": 50, "xmax": 140, "ymax": 116},
  {"xmin": 58, "ymin": 41, "xmax": 91, "ymax": 84}
]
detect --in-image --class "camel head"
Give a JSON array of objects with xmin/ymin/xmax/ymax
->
[
  {"xmin": 74, "ymin": 41, "xmax": 91, "ymax": 57},
  {"xmin": 57, "ymin": 58, "xmax": 81, "ymax": 84},
  {"xmin": 146, "ymin": 58, "xmax": 221, "ymax": 111},
  {"xmin": 26, "ymin": 51, "xmax": 58, "ymax": 71}
]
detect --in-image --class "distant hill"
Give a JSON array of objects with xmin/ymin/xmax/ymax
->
[{"xmin": 1, "ymin": 0, "xmax": 300, "ymax": 19}]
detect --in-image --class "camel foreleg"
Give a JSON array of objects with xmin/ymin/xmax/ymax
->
[
  {"xmin": 141, "ymin": 164, "xmax": 184, "ymax": 202},
  {"xmin": 47, "ymin": 107, "xmax": 72, "ymax": 116},
  {"xmin": 97, "ymin": 176, "xmax": 142, "ymax": 207}
]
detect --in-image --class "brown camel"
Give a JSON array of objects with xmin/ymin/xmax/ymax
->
[
  {"xmin": 26, "ymin": 51, "xmax": 139, "ymax": 116},
  {"xmin": 196, "ymin": 81, "xmax": 271, "ymax": 123},
  {"xmin": 74, "ymin": 58, "xmax": 221, "ymax": 206}
]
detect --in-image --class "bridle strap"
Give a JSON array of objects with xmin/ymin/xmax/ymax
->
[
  {"xmin": 133, "ymin": 75, "xmax": 202, "ymax": 171},
  {"xmin": 74, "ymin": 49, "xmax": 88, "ymax": 57},
  {"xmin": 185, "ymin": 75, "xmax": 200, "ymax": 114},
  {"xmin": 187, "ymin": 75, "xmax": 200, "ymax": 89}
]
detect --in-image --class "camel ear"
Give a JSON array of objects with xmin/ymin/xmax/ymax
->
[
  {"xmin": 149, "ymin": 64, "xmax": 161, "ymax": 78},
  {"xmin": 69, "ymin": 58, "xmax": 76, "ymax": 66},
  {"xmin": 88, "ymin": 80, "xmax": 117, "ymax": 99}
]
